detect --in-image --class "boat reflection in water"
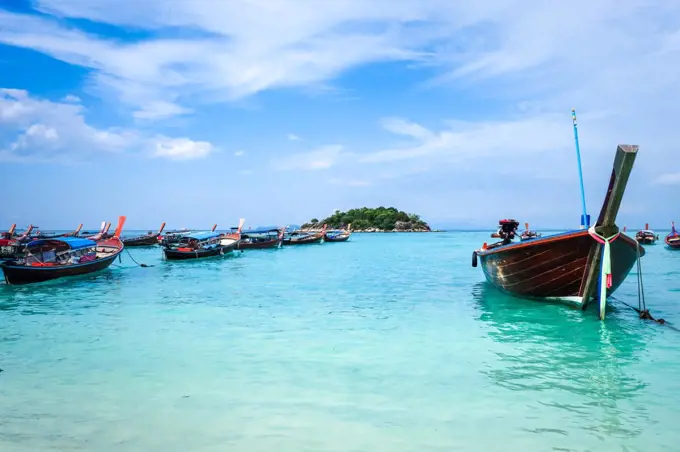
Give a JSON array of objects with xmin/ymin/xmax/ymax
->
[{"xmin": 470, "ymin": 281, "xmax": 659, "ymax": 447}]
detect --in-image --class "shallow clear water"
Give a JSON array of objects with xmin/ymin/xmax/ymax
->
[{"xmin": 1, "ymin": 232, "xmax": 680, "ymax": 451}]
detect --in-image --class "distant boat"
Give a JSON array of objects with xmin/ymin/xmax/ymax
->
[
  {"xmin": 472, "ymin": 143, "xmax": 643, "ymax": 319},
  {"xmin": 159, "ymin": 225, "xmax": 215, "ymax": 247},
  {"xmin": 665, "ymin": 222, "xmax": 680, "ymax": 250},
  {"xmin": 1, "ymin": 216, "xmax": 126, "ymax": 285},
  {"xmin": 81, "ymin": 221, "xmax": 112, "ymax": 240},
  {"xmin": 635, "ymin": 223, "xmax": 658, "ymax": 245},
  {"xmin": 0, "ymin": 224, "xmax": 33, "ymax": 259},
  {"xmin": 123, "ymin": 222, "xmax": 166, "ymax": 247},
  {"xmin": 324, "ymin": 224, "xmax": 352, "ymax": 242},
  {"xmin": 519, "ymin": 222, "xmax": 541, "ymax": 241},
  {"xmin": 283, "ymin": 224, "xmax": 326, "ymax": 245},
  {"xmin": 162, "ymin": 230, "xmax": 237, "ymax": 260},
  {"xmin": 29, "ymin": 223, "xmax": 83, "ymax": 240}
]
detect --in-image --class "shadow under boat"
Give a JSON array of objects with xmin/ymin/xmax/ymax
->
[
  {"xmin": 470, "ymin": 281, "xmax": 651, "ymax": 439},
  {"xmin": 471, "ymin": 143, "xmax": 644, "ymax": 319}
]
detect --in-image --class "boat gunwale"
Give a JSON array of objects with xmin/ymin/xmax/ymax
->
[{"xmin": 476, "ymin": 229, "xmax": 642, "ymax": 257}]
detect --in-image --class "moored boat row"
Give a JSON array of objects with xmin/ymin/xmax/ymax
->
[{"xmin": 0, "ymin": 219, "xmax": 352, "ymax": 285}]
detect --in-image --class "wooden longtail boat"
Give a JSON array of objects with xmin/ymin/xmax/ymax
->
[
  {"xmin": 635, "ymin": 223, "xmax": 658, "ymax": 245},
  {"xmin": 519, "ymin": 223, "xmax": 541, "ymax": 241},
  {"xmin": 283, "ymin": 224, "xmax": 326, "ymax": 245},
  {"xmin": 162, "ymin": 230, "xmax": 237, "ymax": 260},
  {"xmin": 1, "ymin": 216, "xmax": 126, "ymax": 285},
  {"xmin": 471, "ymin": 144, "xmax": 643, "ymax": 319},
  {"xmin": 665, "ymin": 222, "xmax": 680, "ymax": 249},
  {"xmin": 80, "ymin": 222, "xmax": 113, "ymax": 240},
  {"xmin": 160, "ymin": 224, "xmax": 215, "ymax": 247},
  {"xmin": 324, "ymin": 224, "xmax": 352, "ymax": 242},
  {"xmin": 29, "ymin": 223, "xmax": 83, "ymax": 240},
  {"xmin": 235, "ymin": 226, "xmax": 284, "ymax": 249},
  {"xmin": 0, "ymin": 225, "xmax": 34, "ymax": 259},
  {"xmin": 123, "ymin": 222, "xmax": 166, "ymax": 247}
]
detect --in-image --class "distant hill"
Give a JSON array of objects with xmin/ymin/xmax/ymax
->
[{"xmin": 302, "ymin": 207, "xmax": 431, "ymax": 232}]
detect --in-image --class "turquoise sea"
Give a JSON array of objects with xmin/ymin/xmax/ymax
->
[{"xmin": 1, "ymin": 232, "xmax": 680, "ymax": 451}]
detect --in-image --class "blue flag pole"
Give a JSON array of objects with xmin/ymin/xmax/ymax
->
[{"xmin": 572, "ymin": 109, "xmax": 590, "ymax": 229}]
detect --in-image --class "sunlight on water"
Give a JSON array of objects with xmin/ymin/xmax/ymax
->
[{"xmin": 1, "ymin": 232, "xmax": 680, "ymax": 451}]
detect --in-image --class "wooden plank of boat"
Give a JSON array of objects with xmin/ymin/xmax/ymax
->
[{"xmin": 580, "ymin": 144, "xmax": 639, "ymax": 318}]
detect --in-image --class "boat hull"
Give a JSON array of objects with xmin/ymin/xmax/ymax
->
[
  {"xmin": 1, "ymin": 251, "xmax": 121, "ymax": 285},
  {"xmin": 238, "ymin": 239, "xmax": 280, "ymax": 249},
  {"xmin": 123, "ymin": 235, "xmax": 159, "ymax": 247},
  {"xmin": 283, "ymin": 234, "xmax": 323, "ymax": 245},
  {"xmin": 475, "ymin": 230, "xmax": 642, "ymax": 306},
  {"xmin": 163, "ymin": 243, "xmax": 237, "ymax": 260},
  {"xmin": 636, "ymin": 237, "xmax": 656, "ymax": 245},
  {"xmin": 665, "ymin": 235, "xmax": 680, "ymax": 249},
  {"xmin": 324, "ymin": 234, "xmax": 350, "ymax": 242}
]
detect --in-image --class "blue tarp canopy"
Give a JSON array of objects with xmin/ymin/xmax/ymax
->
[
  {"xmin": 26, "ymin": 237, "xmax": 96, "ymax": 250},
  {"xmin": 242, "ymin": 227, "xmax": 281, "ymax": 234},
  {"xmin": 186, "ymin": 231, "xmax": 221, "ymax": 241}
]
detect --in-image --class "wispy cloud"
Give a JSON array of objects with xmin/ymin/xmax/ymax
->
[
  {"xmin": 328, "ymin": 177, "xmax": 370, "ymax": 187},
  {"xmin": 287, "ymin": 133, "xmax": 301, "ymax": 141},
  {"xmin": 273, "ymin": 144, "xmax": 346, "ymax": 171},
  {"xmin": 656, "ymin": 173, "xmax": 680, "ymax": 185},
  {"xmin": 234, "ymin": 150, "xmax": 245, "ymax": 157},
  {"xmin": 0, "ymin": 88, "xmax": 213, "ymax": 162},
  {"xmin": 239, "ymin": 169, "xmax": 253, "ymax": 176},
  {"xmin": 361, "ymin": 114, "xmax": 575, "ymax": 164},
  {"xmin": 62, "ymin": 94, "xmax": 80, "ymax": 103},
  {"xmin": 151, "ymin": 137, "xmax": 213, "ymax": 161}
]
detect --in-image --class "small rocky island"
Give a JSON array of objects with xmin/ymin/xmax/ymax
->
[{"xmin": 301, "ymin": 207, "xmax": 432, "ymax": 232}]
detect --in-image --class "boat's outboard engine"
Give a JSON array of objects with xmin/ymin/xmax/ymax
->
[{"xmin": 497, "ymin": 219, "xmax": 520, "ymax": 244}]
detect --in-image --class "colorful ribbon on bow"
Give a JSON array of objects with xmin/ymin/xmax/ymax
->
[{"xmin": 588, "ymin": 226, "xmax": 620, "ymax": 319}]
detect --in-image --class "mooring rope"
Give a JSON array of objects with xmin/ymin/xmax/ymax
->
[
  {"xmin": 124, "ymin": 248, "xmax": 153, "ymax": 268},
  {"xmin": 608, "ymin": 243, "xmax": 673, "ymax": 329}
]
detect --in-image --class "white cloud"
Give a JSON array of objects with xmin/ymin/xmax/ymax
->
[
  {"xmin": 361, "ymin": 115, "xmax": 574, "ymax": 164},
  {"xmin": 151, "ymin": 137, "xmax": 213, "ymax": 161},
  {"xmin": 0, "ymin": 88, "xmax": 135, "ymax": 162},
  {"xmin": 273, "ymin": 144, "xmax": 345, "ymax": 171},
  {"xmin": 0, "ymin": 1, "xmax": 678, "ymax": 137},
  {"xmin": 239, "ymin": 169, "xmax": 253, "ymax": 176},
  {"xmin": 62, "ymin": 94, "xmax": 80, "ymax": 103},
  {"xmin": 234, "ymin": 150, "xmax": 245, "ymax": 157},
  {"xmin": 133, "ymin": 101, "xmax": 193, "ymax": 120},
  {"xmin": 287, "ymin": 133, "xmax": 300, "ymax": 141},
  {"xmin": 656, "ymin": 173, "xmax": 680, "ymax": 185},
  {"xmin": 328, "ymin": 177, "xmax": 370, "ymax": 187},
  {"xmin": 0, "ymin": 88, "xmax": 213, "ymax": 162},
  {"xmin": 0, "ymin": 2, "xmax": 460, "ymax": 119}
]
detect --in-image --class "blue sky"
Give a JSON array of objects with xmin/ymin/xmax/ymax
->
[{"xmin": 1, "ymin": 0, "xmax": 679, "ymax": 231}]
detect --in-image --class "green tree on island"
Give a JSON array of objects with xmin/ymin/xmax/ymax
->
[{"xmin": 302, "ymin": 207, "xmax": 430, "ymax": 231}]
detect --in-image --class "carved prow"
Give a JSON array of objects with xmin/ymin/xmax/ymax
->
[{"xmin": 580, "ymin": 144, "xmax": 639, "ymax": 313}]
